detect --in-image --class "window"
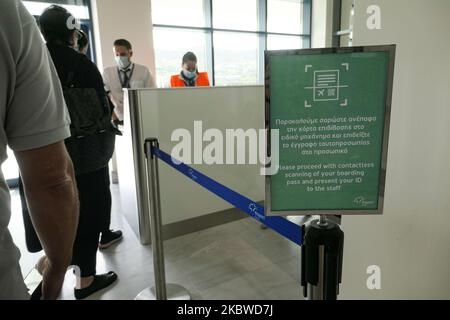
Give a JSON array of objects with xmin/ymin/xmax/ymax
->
[
  {"xmin": 23, "ymin": 0, "xmax": 90, "ymax": 20},
  {"xmin": 152, "ymin": 0, "xmax": 206, "ymax": 27},
  {"xmin": 153, "ymin": 28, "xmax": 209, "ymax": 88},
  {"xmin": 23, "ymin": 0, "xmax": 97, "ymax": 63},
  {"xmin": 267, "ymin": 0, "xmax": 304, "ymax": 34},
  {"xmin": 212, "ymin": 0, "xmax": 258, "ymax": 31},
  {"xmin": 267, "ymin": 34, "xmax": 303, "ymax": 50},
  {"xmin": 152, "ymin": 0, "xmax": 311, "ymax": 87},
  {"xmin": 213, "ymin": 32, "xmax": 259, "ymax": 85}
]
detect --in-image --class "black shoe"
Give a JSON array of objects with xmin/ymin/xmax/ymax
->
[
  {"xmin": 74, "ymin": 271, "xmax": 118, "ymax": 300},
  {"xmin": 99, "ymin": 230, "xmax": 123, "ymax": 249}
]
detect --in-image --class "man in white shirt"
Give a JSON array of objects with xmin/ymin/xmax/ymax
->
[
  {"xmin": 103, "ymin": 39, "xmax": 154, "ymax": 122},
  {"xmin": 101, "ymin": 39, "xmax": 154, "ymax": 248},
  {"xmin": 0, "ymin": 0, "xmax": 78, "ymax": 299}
]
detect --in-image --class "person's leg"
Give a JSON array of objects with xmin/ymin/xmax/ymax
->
[
  {"xmin": 71, "ymin": 223, "xmax": 99, "ymax": 281},
  {"xmin": 98, "ymin": 166, "xmax": 122, "ymax": 249},
  {"xmin": 72, "ymin": 227, "xmax": 117, "ymax": 300},
  {"xmin": 72, "ymin": 168, "xmax": 117, "ymax": 299},
  {"xmin": 71, "ymin": 170, "xmax": 100, "ymax": 281}
]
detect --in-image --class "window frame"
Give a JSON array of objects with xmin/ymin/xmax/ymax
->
[{"xmin": 152, "ymin": 0, "xmax": 312, "ymax": 86}]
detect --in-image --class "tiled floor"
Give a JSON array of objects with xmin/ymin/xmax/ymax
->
[{"xmin": 8, "ymin": 185, "xmax": 303, "ymax": 300}]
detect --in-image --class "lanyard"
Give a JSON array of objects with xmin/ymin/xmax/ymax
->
[{"xmin": 117, "ymin": 64, "xmax": 135, "ymax": 88}]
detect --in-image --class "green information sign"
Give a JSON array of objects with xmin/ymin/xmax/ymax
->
[{"xmin": 265, "ymin": 46, "xmax": 395, "ymax": 216}]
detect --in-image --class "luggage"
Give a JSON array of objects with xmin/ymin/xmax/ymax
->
[{"xmin": 62, "ymin": 70, "xmax": 116, "ymax": 175}]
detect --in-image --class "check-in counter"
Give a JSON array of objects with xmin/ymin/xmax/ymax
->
[{"xmin": 116, "ymin": 86, "xmax": 265, "ymax": 244}]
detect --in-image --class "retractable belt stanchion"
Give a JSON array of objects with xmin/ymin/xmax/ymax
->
[
  {"xmin": 135, "ymin": 138, "xmax": 191, "ymax": 300},
  {"xmin": 301, "ymin": 216, "xmax": 344, "ymax": 300}
]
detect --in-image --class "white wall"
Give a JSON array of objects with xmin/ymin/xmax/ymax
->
[
  {"xmin": 340, "ymin": 0, "xmax": 450, "ymax": 299},
  {"xmin": 91, "ymin": 0, "xmax": 156, "ymax": 84}
]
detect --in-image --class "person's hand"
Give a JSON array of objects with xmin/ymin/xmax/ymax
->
[
  {"xmin": 111, "ymin": 121, "xmax": 123, "ymax": 136},
  {"xmin": 112, "ymin": 112, "xmax": 119, "ymax": 122},
  {"xmin": 36, "ymin": 256, "xmax": 68, "ymax": 300}
]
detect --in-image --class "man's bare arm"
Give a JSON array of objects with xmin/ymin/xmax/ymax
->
[{"xmin": 15, "ymin": 141, "xmax": 79, "ymax": 299}]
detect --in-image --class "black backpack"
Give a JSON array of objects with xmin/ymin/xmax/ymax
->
[
  {"xmin": 63, "ymin": 70, "xmax": 112, "ymax": 138},
  {"xmin": 63, "ymin": 70, "xmax": 116, "ymax": 175}
]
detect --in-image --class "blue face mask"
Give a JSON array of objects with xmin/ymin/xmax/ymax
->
[
  {"xmin": 182, "ymin": 69, "xmax": 197, "ymax": 79},
  {"xmin": 116, "ymin": 56, "xmax": 131, "ymax": 69}
]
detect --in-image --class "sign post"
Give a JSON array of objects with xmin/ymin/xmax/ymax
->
[
  {"xmin": 266, "ymin": 45, "xmax": 395, "ymax": 216},
  {"xmin": 265, "ymin": 45, "xmax": 396, "ymax": 299}
]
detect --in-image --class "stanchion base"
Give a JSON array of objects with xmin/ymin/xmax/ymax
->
[{"xmin": 135, "ymin": 284, "xmax": 191, "ymax": 300}]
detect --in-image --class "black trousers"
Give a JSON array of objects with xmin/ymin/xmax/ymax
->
[
  {"xmin": 19, "ymin": 166, "xmax": 112, "ymax": 277},
  {"xmin": 72, "ymin": 166, "xmax": 111, "ymax": 277}
]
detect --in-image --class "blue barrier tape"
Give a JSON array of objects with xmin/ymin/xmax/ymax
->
[{"xmin": 153, "ymin": 147, "xmax": 303, "ymax": 246}]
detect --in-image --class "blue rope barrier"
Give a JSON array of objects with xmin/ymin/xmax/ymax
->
[{"xmin": 152, "ymin": 147, "xmax": 303, "ymax": 246}]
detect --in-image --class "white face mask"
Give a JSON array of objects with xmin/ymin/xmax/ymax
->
[
  {"xmin": 115, "ymin": 56, "xmax": 131, "ymax": 69},
  {"xmin": 182, "ymin": 69, "xmax": 197, "ymax": 79}
]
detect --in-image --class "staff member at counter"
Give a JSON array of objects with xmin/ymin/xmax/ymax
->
[
  {"xmin": 103, "ymin": 39, "xmax": 154, "ymax": 123},
  {"xmin": 170, "ymin": 52, "xmax": 210, "ymax": 87}
]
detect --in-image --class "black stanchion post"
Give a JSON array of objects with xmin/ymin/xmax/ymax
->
[
  {"xmin": 301, "ymin": 216, "xmax": 344, "ymax": 300},
  {"xmin": 135, "ymin": 138, "xmax": 191, "ymax": 300}
]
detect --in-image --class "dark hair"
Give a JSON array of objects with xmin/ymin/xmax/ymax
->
[
  {"xmin": 39, "ymin": 5, "xmax": 77, "ymax": 45},
  {"xmin": 77, "ymin": 30, "xmax": 89, "ymax": 51},
  {"xmin": 114, "ymin": 39, "xmax": 132, "ymax": 50},
  {"xmin": 182, "ymin": 52, "xmax": 197, "ymax": 65}
]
